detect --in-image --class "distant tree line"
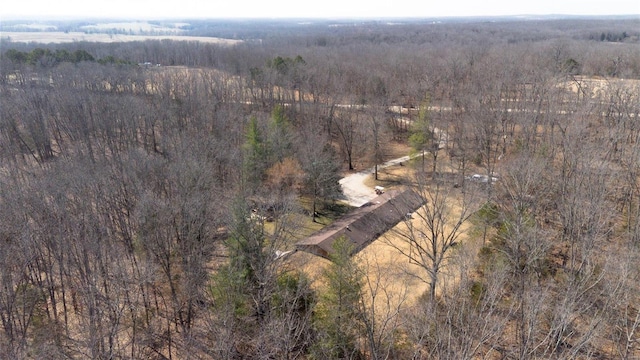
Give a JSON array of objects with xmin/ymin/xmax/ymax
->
[
  {"xmin": 592, "ymin": 31, "xmax": 632, "ymax": 42},
  {"xmin": 2, "ymin": 47, "xmax": 133, "ymax": 67}
]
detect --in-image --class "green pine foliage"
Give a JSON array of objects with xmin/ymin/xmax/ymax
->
[
  {"xmin": 242, "ymin": 116, "xmax": 268, "ymax": 187},
  {"xmin": 3, "ymin": 48, "xmax": 132, "ymax": 66},
  {"xmin": 311, "ymin": 236, "xmax": 366, "ymax": 359}
]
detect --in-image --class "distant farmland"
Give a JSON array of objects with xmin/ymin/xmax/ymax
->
[{"xmin": 1, "ymin": 31, "xmax": 241, "ymax": 44}]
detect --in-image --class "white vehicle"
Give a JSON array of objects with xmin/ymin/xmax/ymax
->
[{"xmin": 467, "ymin": 174, "xmax": 499, "ymax": 183}]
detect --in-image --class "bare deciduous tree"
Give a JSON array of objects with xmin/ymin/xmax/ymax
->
[{"xmin": 390, "ymin": 172, "xmax": 476, "ymax": 303}]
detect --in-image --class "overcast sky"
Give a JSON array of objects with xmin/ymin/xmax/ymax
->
[{"xmin": 2, "ymin": 0, "xmax": 639, "ymax": 20}]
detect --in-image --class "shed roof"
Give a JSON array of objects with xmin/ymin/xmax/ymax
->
[{"xmin": 296, "ymin": 188, "xmax": 425, "ymax": 259}]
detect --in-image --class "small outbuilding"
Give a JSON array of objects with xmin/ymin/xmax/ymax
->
[{"xmin": 296, "ymin": 188, "xmax": 425, "ymax": 259}]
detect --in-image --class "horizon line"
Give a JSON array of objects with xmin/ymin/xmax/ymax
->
[{"xmin": 2, "ymin": 13, "xmax": 639, "ymax": 22}]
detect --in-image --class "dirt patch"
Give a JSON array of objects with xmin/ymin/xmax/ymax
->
[{"xmin": 559, "ymin": 76, "xmax": 640, "ymax": 98}]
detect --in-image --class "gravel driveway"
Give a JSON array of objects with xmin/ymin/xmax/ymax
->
[{"xmin": 339, "ymin": 155, "xmax": 411, "ymax": 207}]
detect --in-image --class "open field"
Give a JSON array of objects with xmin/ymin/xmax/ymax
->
[
  {"xmin": 1, "ymin": 31, "xmax": 241, "ymax": 44},
  {"xmin": 79, "ymin": 21, "xmax": 189, "ymax": 33},
  {"xmin": 560, "ymin": 76, "xmax": 640, "ymax": 98}
]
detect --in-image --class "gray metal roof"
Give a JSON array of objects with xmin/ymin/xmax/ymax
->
[{"xmin": 296, "ymin": 188, "xmax": 425, "ymax": 259}]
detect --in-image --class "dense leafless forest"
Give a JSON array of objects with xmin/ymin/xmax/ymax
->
[{"xmin": 1, "ymin": 17, "xmax": 639, "ymax": 359}]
